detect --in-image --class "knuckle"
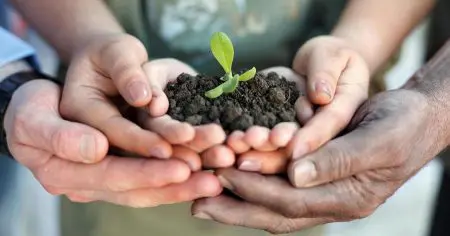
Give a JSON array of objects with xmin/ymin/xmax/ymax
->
[
  {"xmin": 50, "ymin": 129, "xmax": 70, "ymax": 157},
  {"xmin": 316, "ymin": 143, "xmax": 352, "ymax": 180},
  {"xmin": 266, "ymin": 219, "xmax": 297, "ymax": 235}
]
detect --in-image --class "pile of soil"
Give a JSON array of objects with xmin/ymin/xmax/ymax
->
[{"xmin": 165, "ymin": 72, "xmax": 301, "ymax": 133}]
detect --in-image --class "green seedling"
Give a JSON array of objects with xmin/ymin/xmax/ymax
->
[{"xmin": 205, "ymin": 32, "xmax": 256, "ymax": 99}]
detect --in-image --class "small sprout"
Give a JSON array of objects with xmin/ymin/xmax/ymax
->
[
  {"xmin": 204, "ymin": 85, "xmax": 223, "ymax": 99},
  {"xmin": 205, "ymin": 32, "xmax": 256, "ymax": 99},
  {"xmin": 210, "ymin": 32, "xmax": 234, "ymax": 75},
  {"xmin": 238, "ymin": 67, "xmax": 256, "ymax": 82},
  {"xmin": 222, "ymin": 74, "xmax": 239, "ymax": 93}
]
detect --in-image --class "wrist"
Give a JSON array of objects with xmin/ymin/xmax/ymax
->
[
  {"xmin": 331, "ymin": 29, "xmax": 382, "ymax": 75},
  {"xmin": 402, "ymin": 40, "xmax": 450, "ymax": 146}
]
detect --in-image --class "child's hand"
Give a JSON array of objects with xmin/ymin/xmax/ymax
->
[
  {"xmin": 232, "ymin": 36, "xmax": 370, "ymax": 174},
  {"xmin": 289, "ymin": 36, "xmax": 370, "ymax": 159}
]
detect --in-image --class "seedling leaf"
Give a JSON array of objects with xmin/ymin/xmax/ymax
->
[
  {"xmin": 205, "ymin": 85, "xmax": 224, "ymax": 99},
  {"xmin": 222, "ymin": 75, "xmax": 239, "ymax": 93},
  {"xmin": 210, "ymin": 32, "xmax": 234, "ymax": 74},
  {"xmin": 238, "ymin": 67, "xmax": 256, "ymax": 81}
]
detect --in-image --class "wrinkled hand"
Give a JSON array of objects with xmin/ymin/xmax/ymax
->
[
  {"xmin": 192, "ymin": 89, "xmax": 448, "ymax": 234},
  {"xmin": 5, "ymin": 80, "xmax": 221, "ymax": 207}
]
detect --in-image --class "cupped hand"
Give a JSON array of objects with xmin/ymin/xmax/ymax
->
[
  {"xmin": 5, "ymin": 80, "xmax": 221, "ymax": 207},
  {"xmin": 136, "ymin": 59, "xmax": 234, "ymax": 168},
  {"xmin": 191, "ymin": 88, "xmax": 448, "ymax": 234},
  {"xmin": 288, "ymin": 35, "xmax": 370, "ymax": 159},
  {"xmin": 230, "ymin": 36, "xmax": 371, "ymax": 174},
  {"xmin": 225, "ymin": 67, "xmax": 311, "ymax": 173}
]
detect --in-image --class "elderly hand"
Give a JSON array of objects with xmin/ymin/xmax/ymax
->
[{"xmin": 191, "ymin": 87, "xmax": 449, "ymax": 234}]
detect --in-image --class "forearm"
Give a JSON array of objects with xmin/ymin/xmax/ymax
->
[
  {"xmin": 403, "ymin": 40, "xmax": 450, "ymax": 146},
  {"xmin": 10, "ymin": 0, "xmax": 124, "ymax": 62},
  {"xmin": 332, "ymin": 0, "xmax": 435, "ymax": 74}
]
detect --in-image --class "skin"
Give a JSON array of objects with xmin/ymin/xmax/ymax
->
[
  {"xmin": 233, "ymin": 0, "xmax": 436, "ymax": 173},
  {"xmin": 6, "ymin": 0, "xmax": 435, "ymax": 222},
  {"xmin": 192, "ymin": 40, "xmax": 450, "ymax": 233},
  {"xmin": 8, "ymin": 0, "xmax": 227, "ymax": 206}
]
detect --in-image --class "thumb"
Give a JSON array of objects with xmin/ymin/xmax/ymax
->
[
  {"xmin": 287, "ymin": 125, "xmax": 385, "ymax": 188},
  {"xmin": 96, "ymin": 35, "xmax": 151, "ymax": 107},
  {"xmin": 35, "ymin": 115, "xmax": 109, "ymax": 164},
  {"xmin": 293, "ymin": 43, "xmax": 348, "ymax": 105}
]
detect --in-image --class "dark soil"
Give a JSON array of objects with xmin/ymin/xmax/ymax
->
[{"xmin": 165, "ymin": 72, "xmax": 301, "ymax": 133}]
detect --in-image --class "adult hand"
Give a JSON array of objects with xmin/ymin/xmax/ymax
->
[
  {"xmin": 5, "ymin": 80, "xmax": 221, "ymax": 207},
  {"xmin": 192, "ymin": 88, "xmax": 449, "ymax": 234},
  {"xmin": 60, "ymin": 34, "xmax": 217, "ymax": 158}
]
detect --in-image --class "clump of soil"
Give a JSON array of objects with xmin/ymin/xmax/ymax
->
[{"xmin": 165, "ymin": 72, "xmax": 301, "ymax": 133}]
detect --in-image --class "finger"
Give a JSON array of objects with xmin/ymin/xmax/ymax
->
[
  {"xmin": 36, "ymin": 156, "xmax": 191, "ymax": 191},
  {"xmin": 61, "ymin": 92, "xmax": 172, "ymax": 158},
  {"xmin": 269, "ymin": 122, "xmax": 299, "ymax": 148},
  {"xmin": 288, "ymin": 125, "xmax": 385, "ymax": 188},
  {"xmin": 237, "ymin": 149, "xmax": 288, "ymax": 174},
  {"xmin": 185, "ymin": 124, "xmax": 226, "ymax": 152},
  {"xmin": 201, "ymin": 145, "xmax": 235, "ymax": 169},
  {"xmin": 10, "ymin": 110, "xmax": 108, "ymax": 165},
  {"xmin": 244, "ymin": 126, "xmax": 277, "ymax": 151},
  {"xmin": 141, "ymin": 114, "xmax": 195, "ymax": 144},
  {"xmin": 299, "ymin": 47, "xmax": 349, "ymax": 105},
  {"xmin": 95, "ymin": 35, "xmax": 151, "ymax": 107},
  {"xmin": 215, "ymin": 168, "xmax": 364, "ymax": 219},
  {"xmin": 288, "ymin": 84, "xmax": 367, "ymax": 160},
  {"xmin": 192, "ymin": 195, "xmax": 331, "ymax": 234},
  {"xmin": 76, "ymin": 172, "xmax": 222, "ymax": 207},
  {"xmin": 295, "ymin": 97, "xmax": 314, "ymax": 125},
  {"xmin": 5, "ymin": 81, "xmax": 109, "ymax": 164},
  {"xmin": 226, "ymin": 131, "xmax": 250, "ymax": 154},
  {"xmin": 172, "ymin": 145, "xmax": 202, "ymax": 171},
  {"xmin": 142, "ymin": 59, "xmax": 197, "ymax": 116}
]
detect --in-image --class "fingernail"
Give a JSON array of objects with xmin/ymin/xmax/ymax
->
[
  {"xmin": 314, "ymin": 81, "xmax": 332, "ymax": 100},
  {"xmin": 292, "ymin": 143, "xmax": 309, "ymax": 160},
  {"xmin": 80, "ymin": 135, "xmax": 96, "ymax": 163},
  {"xmin": 238, "ymin": 160, "xmax": 261, "ymax": 172},
  {"xmin": 193, "ymin": 212, "xmax": 212, "ymax": 220},
  {"xmin": 292, "ymin": 161, "xmax": 317, "ymax": 187},
  {"xmin": 127, "ymin": 81, "xmax": 149, "ymax": 103},
  {"xmin": 217, "ymin": 175, "xmax": 234, "ymax": 190},
  {"xmin": 150, "ymin": 147, "xmax": 169, "ymax": 159}
]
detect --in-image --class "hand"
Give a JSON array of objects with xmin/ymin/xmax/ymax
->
[
  {"xmin": 60, "ymin": 34, "xmax": 186, "ymax": 158},
  {"xmin": 191, "ymin": 88, "xmax": 448, "ymax": 234},
  {"xmin": 288, "ymin": 36, "xmax": 370, "ymax": 159},
  {"xmin": 225, "ymin": 67, "xmax": 312, "ymax": 173},
  {"xmin": 136, "ymin": 59, "xmax": 234, "ymax": 169},
  {"xmin": 228, "ymin": 36, "xmax": 371, "ymax": 174},
  {"xmin": 5, "ymin": 80, "xmax": 221, "ymax": 207}
]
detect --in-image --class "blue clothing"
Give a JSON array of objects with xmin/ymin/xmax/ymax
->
[
  {"xmin": 0, "ymin": 27, "xmax": 38, "ymax": 68},
  {"xmin": 0, "ymin": 4, "xmax": 59, "ymax": 236}
]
